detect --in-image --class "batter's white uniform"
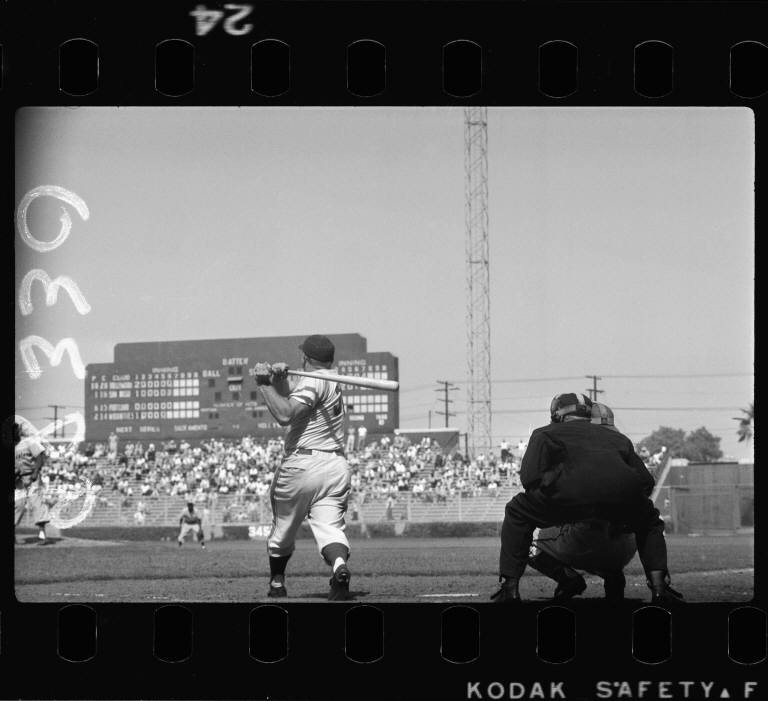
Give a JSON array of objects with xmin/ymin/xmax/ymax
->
[{"xmin": 267, "ymin": 370, "xmax": 351, "ymax": 559}]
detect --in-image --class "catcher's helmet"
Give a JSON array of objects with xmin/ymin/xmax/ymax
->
[
  {"xmin": 550, "ymin": 393, "xmax": 593, "ymax": 422},
  {"xmin": 591, "ymin": 402, "xmax": 618, "ymax": 430}
]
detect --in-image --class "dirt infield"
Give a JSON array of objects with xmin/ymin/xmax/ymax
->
[{"xmin": 14, "ymin": 534, "xmax": 754, "ymax": 603}]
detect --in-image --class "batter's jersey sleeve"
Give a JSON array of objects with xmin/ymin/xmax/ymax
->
[{"xmin": 289, "ymin": 376, "xmax": 321, "ymax": 408}]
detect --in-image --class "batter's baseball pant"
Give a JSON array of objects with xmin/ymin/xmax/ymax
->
[
  {"xmin": 268, "ymin": 451, "xmax": 351, "ymax": 559},
  {"xmin": 500, "ymin": 490, "xmax": 667, "ymax": 580}
]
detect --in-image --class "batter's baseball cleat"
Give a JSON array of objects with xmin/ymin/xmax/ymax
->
[
  {"xmin": 328, "ymin": 564, "xmax": 352, "ymax": 601},
  {"xmin": 491, "ymin": 578, "xmax": 521, "ymax": 603},
  {"xmin": 603, "ymin": 572, "xmax": 626, "ymax": 602},
  {"xmin": 268, "ymin": 574, "xmax": 287, "ymax": 598},
  {"xmin": 552, "ymin": 573, "xmax": 587, "ymax": 601}
]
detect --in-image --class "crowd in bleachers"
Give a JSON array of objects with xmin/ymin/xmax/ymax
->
[
  {"xmin": 28, "ymin": 429, "xmax": 671, "ymax": 528},
  {"xmin": 35, "ymin": 433, "xmax": 522, "ymax": 520}
]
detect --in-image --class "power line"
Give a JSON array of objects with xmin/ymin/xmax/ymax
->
[
  {"xmin": 612, "ymin": 406, "xmax": 741, "ymax": 411},
  {"xmin": 601, "ymin": 372, "xmax": 752, "ymax": 379},
  {"xmin": 15, "ymin": 405, "xmax": 84, "ymax": 411},
  {"xmin": 438, "ymin": 372, "xmax": 752, "ymax": 385}
]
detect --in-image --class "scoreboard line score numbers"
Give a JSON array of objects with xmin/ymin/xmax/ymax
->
[{"xmin": 190, "ymin": 4, "xmax": 254, "ymax": 36}]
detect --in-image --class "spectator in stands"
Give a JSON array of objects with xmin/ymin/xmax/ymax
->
[
  {"xmin": 385, "ymin": 494, "xmax": 395, "ymax": 520},
  {"xmin": 346, "ymin": 427, "xmax": 356, "ymax": 454},
  {"xmin": 357, "ymin": 425, "xmax": 367, "ymax": 451}
]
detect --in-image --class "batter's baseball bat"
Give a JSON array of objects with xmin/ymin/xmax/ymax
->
[{"xmin": 286, "ymin": 369, "xmax": 399, "ymax": 392}]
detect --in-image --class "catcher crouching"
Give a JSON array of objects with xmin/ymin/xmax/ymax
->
[{"xmin": 494, "ymin": 393, "xmax": 684, "ymax": 605}]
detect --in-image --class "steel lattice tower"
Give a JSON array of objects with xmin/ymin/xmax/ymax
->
[{"xmin": 464, "ymin": 107, "xmax": 492, "ymax": 457}]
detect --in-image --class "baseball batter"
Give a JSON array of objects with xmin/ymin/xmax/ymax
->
[
  {"xmin": 493, "ymin": 393, "xmax": 684, "ymax": 605},
  {"xmin": 528, "ymin": 403, "xmax": 638, "ymax": 601},
  {"xmin": 254, "ymin": 334, "xmax": 353, "ymax": 601},
  {"xmin": 178, "ymin": 501, "xmax": 205, "ymax": 548},
  {"xmin": 14, "ymin": 422, "xmax": 51, "ymax": 545}
]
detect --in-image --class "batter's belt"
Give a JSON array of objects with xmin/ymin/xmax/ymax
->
[{"xmin": 294, "ymin": 447, "xmax": 345, "ymax": 457}]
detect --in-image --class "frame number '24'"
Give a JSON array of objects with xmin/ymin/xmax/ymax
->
[{"xmin": 190, "ymin": 4, "xmax": 254, "ymax": 36}]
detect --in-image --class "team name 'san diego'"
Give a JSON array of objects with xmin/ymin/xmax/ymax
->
[{"xmin": 465, "ymin": 681, "xmax": 760, "ymax": 699}]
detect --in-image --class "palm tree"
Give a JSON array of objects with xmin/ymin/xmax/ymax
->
[{"xmin": 733, "ymin": 402, "xmax": 754, "ymax": 444}]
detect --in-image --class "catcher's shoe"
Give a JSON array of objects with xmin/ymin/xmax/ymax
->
[
  {"xmin": 603, "ymin": 572, "xmax": 626, "ymax": 602},
  {"xmin": 647, "ymin": 570, "xmax": 685, "ymax": 605},
  {"xmin": 491, "ymin": 578, "xmax": 521, "ymax": 603},
  {"xmin": 268, "ymin": 574, "xmax": 288, "ymax": 598},
  {"xmin": 328, "ymin": 564, "xmax": 352, "ymax": 601},
  {"xmin": 552, "ymin": 573, "xmax": 587, "ymax": 602},
  {"xmin": 650, "ymin": 586, "xmax": 685, "ymax": 605}
]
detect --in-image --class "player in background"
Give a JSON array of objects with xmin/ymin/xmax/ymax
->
[
  {"xmin": 528, "ymin": 403, "xmax": 643, "ymax": 601},
  {"xmin": 178, "ymin": 501, "xmax": 205, "ymax": 548},
  {"xmin": 254, "ymin": 334, "xmax": 353, "ymax": 601},
  {"xmin": 493, "ymin": 393, "xmax": 684, "ymax": 605},
  {"xmin": 14, "ymin": 422, "xmax": 52, "ymax": 545}
]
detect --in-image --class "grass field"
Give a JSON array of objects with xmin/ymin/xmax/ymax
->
[{"xmin": 14, "ymin": 534, "xmax": 754, "ymax": 603}]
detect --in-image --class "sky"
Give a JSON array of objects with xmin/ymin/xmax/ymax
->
[{"xmin": 14, "ymin": 107, "xmax": 754, "ymax": 460}]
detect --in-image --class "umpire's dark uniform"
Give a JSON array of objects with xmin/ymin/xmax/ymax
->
[{"xmin": 499, "ymin": 417, "xmax": 668, "ymax": 586}]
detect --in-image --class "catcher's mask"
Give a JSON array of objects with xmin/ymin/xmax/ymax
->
[
  {"xmin": 591, "ymin": 402, "xmax": 617, "ymax": 429},
  {"xmin": 550, "ymin": 393, "xmax": 593, "ymax": 422}
]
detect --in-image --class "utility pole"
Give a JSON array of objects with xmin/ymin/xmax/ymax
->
[
  {"xmin": 435, "ymin": 380, "xmax": 459, "ymax": 428},
  {"xmin": 47, "ymin": 404, "xmax": 65, "ymax": 439},
  {"xmin": 428, "ymin": 410, "xmax": 432, "ymax": 429},
  {"xmin": 585, "ymin": 375, "xmax": 604, "ymax": 402}
]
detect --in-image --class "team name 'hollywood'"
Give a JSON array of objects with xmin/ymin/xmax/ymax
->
[{"xmin": 467, "ymin": 682, "xmax": 565, "ymax": 699}]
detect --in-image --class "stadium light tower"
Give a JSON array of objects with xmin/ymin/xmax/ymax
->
[{"xmin": 464, "ymin": 107, "xmax": 492, "ymax": 457}]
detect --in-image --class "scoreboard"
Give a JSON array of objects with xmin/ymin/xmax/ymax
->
[
  {"xmin": 88, "ymin": 368, "xmax": 202, "ymax": 424},
  {"xmin": 84, "ymin": 334, "xmax": 399, "ymax": 442}
]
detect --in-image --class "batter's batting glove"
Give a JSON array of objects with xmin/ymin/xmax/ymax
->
[
  {"xmin": 253, "ymin": 362, "xmax": 273, "ymax": 386},
  {"xmin": 271, "ymin": 362, "xmax": 290, "ymax": 381}
]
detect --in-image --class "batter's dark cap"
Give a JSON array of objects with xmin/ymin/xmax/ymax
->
[{"xmin": 299, "ymin": 335, "xmax": 335, "ymax": 362}]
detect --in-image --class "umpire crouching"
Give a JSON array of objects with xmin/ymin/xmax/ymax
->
[{"xmin": 494, "ymin": 393, "xmax": 683, "ymax": 604}]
